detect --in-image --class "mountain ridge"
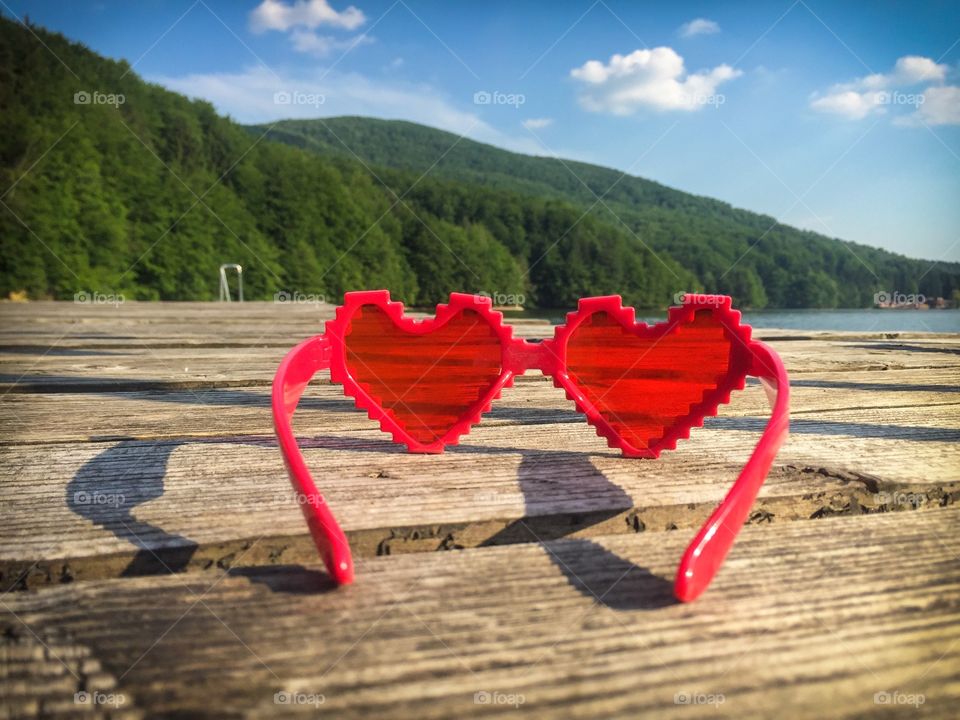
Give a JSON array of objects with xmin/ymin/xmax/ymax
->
[
  {"xmin": 248, "ymin": 115, "xmax": 960, "ymax": 308},
  {"xmin": 250, "ymin": 116, "xmax": 776, "ymax": 223}
]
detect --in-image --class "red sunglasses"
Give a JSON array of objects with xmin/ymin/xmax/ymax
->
[{"xmin": 272, "ymin": 291, "xmax": 789, "ymax": 602}]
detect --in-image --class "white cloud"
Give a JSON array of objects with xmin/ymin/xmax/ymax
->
[
  {"xmin": 810, "ymin": 55, "xmax": 952, "ymax": 123},
  {"xmin": 149, "ymin": 66, "xmax": 556, "ymax": 156},
  {"xmin": 522, "ymin": 117, "xmax": 553, "ymax": 130},
  {"xmin": 250, "ymin": 1, "xmax": 368, "ymax": 57},
  {"xmin": 290, "ymin": 29, "xmax": 372, "ymax": 56},
  {"xmin": 570, "ymin": 47, "xmax": 741, "ymax": 114},
  {"xmin": 250, "ymin": 0, "xmax": 365, "ymax": 32},
  {"xmin": 882, "ymin": 56, "xmax": 947, "ymax": 86},
  {"xmin": 810, "ymin": 90, "xmax": 884, "ymax": 120},
  {"xmin": 679, "ymin": 18, "xmax": 720, "ymax": 38},
  {"xmin": 837, "ymin": 56, "xmax": 948, "ymax": 93},
  {"xmin": 914, "ymin": 85, "xmax": 960, "ymax": 126}
]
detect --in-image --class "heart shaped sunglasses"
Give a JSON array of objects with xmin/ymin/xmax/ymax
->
[{"xmin": 272, "ymin": 291, "xmax": 789, "ymax": 602}]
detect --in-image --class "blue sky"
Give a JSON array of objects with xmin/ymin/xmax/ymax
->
[{"xmin": 7, "ymin": 0, "xmax": 960, "ymax": 262}]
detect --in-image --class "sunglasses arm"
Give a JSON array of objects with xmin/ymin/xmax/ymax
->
[
  {"xmin": 673, "ymin": 340, "xmax": 789, "ymax": 602},
  {"xmin": 271, "ymin": 334, "xmax": 354, "ymax": 584}
]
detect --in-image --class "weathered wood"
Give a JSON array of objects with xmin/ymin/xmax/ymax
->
[
  {"xmin": 2, "ymin": 305, "xmax": 958, "ymax": 589},
  {"xmin": 2, "ymin": 300, "xmax": 956, "ymax": 335},
  {"xmin": 2, "ymin": 338, "xmax": 958, "ymax": 394},
  {"xmin": 0, "ymin": 301, "xmax": 551, "ymax": 352},
  {"xmin": 1, "ymin": 399, "xmax": 956, "ymax": 588},
  {"xmin": 2, "ymin": 370, "xmax": 959, "ymax": 443},
  {"xmin": 1, "ymin": 303, "xmax": 957, "ymax": 396},
  {"xmin": 2, "ymin": 302, "xmax": 958, "ymax": 716},
  {"xmin": 3, "ymin": 508, "xmax": 958, "ymax": 719}
]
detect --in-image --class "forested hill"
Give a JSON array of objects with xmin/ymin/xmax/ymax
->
[
  {"xmin": 252, "ymin": 116, "xmax": 746, "ymax": 217},
  {"xmin": 251, "ymin": 117, "xmax": 960, "ymax": 308},
  {"xmin": 0, "ymin": 16, "xmax": 693, "ymax": 307},
  {"xmin": 1, "ymin": 17, "xmax": 955, "ymax": 309}
]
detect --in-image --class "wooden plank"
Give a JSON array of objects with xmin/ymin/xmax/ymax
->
[
  {"xmin": 2, "ymin": 338, "xmax": 959, "ymax": 393},
  {"xmin": 3, "ymin": 508, "xmax": 958, "ymax": 718},
  {"xmin": 1, "ymin": 388, "xmax": 956, "ymax": 587},
  {"xmin": 3, "ymin": 372, "xmax": 959, "ymax": 444},
  {"xmin": 0, "ymin": 301, "xmax": 552, "ymax": 353},
  {"xmin": 2, "ymin": 300, "xmax": 956, "ymax": 337},
  {"xmin": 1, "ymin": 303, "xmax": 957, "ymax": 716},
  {"xmin": 1, "ymin": 305, "xmax": 958, "ymax": 588},
  {"xmin": 1, "ymin": 303, "xmax": 957, "ymax": 395},
  {"xmin": 0, "ymin": 346, "xmax": 286, "ymax": 392}
]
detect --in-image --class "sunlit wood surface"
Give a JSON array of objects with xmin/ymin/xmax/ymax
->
[{"xmin": 1, "ymin": 301, "xmax": 958, "ymax": 718}]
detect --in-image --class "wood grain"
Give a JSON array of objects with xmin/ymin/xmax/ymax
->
[
  {"xmin": 2, "ymin": 301, "xmax": 958, "ymax": 717},
  {"xmin": 1, "ymin": 400, "xmax": 957, "ymax": 584},
  {"xmin": 1, "ymin": 304, "xmax": 958, "ymax": 591},
  {"xmin": 3, "ymin": 508, "xmax": 958, "ymax": 719}
]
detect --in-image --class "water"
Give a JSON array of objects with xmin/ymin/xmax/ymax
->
[
  {"xmin": 506, "ymin": 308, "xmax": 960, "ymax": 333},
  {"xmin": 730, "ymin": 309, "xmax": 959, "ymax": 333}
]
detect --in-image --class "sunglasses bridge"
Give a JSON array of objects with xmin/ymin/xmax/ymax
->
[{"xmin": 502, "ymin": 337, "xmax": 559, "ymax": 375}]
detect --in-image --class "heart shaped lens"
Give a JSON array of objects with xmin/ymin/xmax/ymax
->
[
  {"xmin": 565, "ymin": 309, "xmax": 736, "ymax": 456},
  {"xmin": 343, "ymin": 304, "xmax": 503, "ymax": 445}
]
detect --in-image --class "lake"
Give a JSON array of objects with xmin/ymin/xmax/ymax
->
[
  {"xmin": 508, "ymin": 308, "xmax": 960, "ymax": 333},
  {"xmin": 722, "ymin": 308, "xmax": 959, "ymax": 333}
]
